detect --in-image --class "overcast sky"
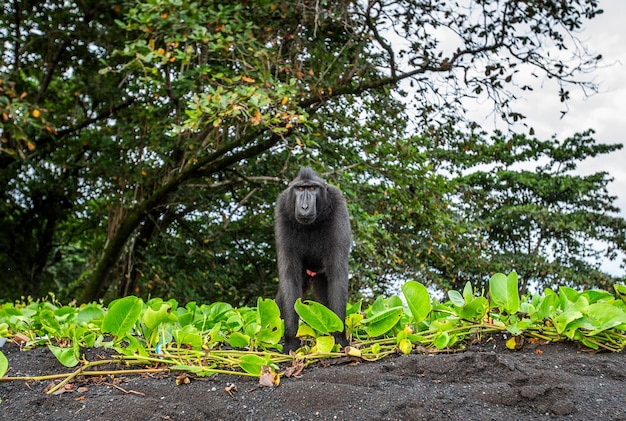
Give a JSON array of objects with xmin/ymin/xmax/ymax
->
[
  {"xmin": 467, "ymin": 0, "xmax": 626, "ymax": 276},
  {"xmin": 513, "ymin": 0, "xmax": 626, "ymax": 206}
]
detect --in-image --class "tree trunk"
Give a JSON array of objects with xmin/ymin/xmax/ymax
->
[
  {"xmin": 117, "ymin": 207, "xmax": 176, "ymax": 297},
  {"xmin": 77, "ymin": 129, "xmax": 279, "ymax": 303}
]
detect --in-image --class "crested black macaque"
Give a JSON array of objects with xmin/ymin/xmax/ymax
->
[{"xmin": 275, "ymin": 167, "xmax": 352, "ymax": 353}]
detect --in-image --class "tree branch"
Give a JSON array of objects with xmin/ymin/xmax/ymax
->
[{"xmin": 78, "ymin": 127, "xmax": 288, "ymax": 303}]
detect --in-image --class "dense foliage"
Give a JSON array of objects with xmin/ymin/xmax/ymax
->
[
  {"xmin": 1, "ymin": 274, "xmax": 625, "ymax": 386},
  {"xmin": 427, "ymin": 129, "xmax": 626, "ymax": 293},
  {"xmin": 1, "ymin": 0, "xmax": 624, "ymax": 305}
]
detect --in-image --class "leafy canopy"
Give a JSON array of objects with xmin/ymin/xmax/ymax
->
[
  {"xmin": 0, "ymin": 0, "xmax": 620, "ymax": 305},
  {"xmin": 1, "ymin": 275, "xmax": 625, "ymax": 383}
]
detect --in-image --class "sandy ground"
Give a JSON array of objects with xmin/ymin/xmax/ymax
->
[{"xmin": 0, "ymin": 335, "xmax": 625, "ymax": 421}]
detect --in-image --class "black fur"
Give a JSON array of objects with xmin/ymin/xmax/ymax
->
[{"xmin": 275, "ymin": 167, "xmax": 352, "ymax": 353}]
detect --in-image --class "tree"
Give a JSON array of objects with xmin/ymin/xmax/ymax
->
[
  {"xmin": 1, "ymin": 0, "xmax": 131, "ymax": 298},
  {"xmin": 0, "ymin": 0, "xmax": 610, "ymax": 304},
  {"xmin": 432, "ymin": 129, "xmax": 626, "ymax": 293}
]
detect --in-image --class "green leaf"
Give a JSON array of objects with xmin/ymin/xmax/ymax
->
[
  {"xmin": 314, "ymin": 335, "xmax": 336, "ymax": 353},
  {"xmin": 196, "ymin": 302, "xmax": 234, "ymax": 329},
  {"xmin": 294, "ymin": 299, "xmax": 343, "ymax": 334},
  {"xmin": 345, "ymin": 312, "xmax": 364, "ymax": 330},
  {"xmin": 581, "ymin": 337, "xmax": 600, "ymax": 350},
  {"xmin": 362, "ymin": 307, "xmax": 403, "ymax": 337},
  {"xmin": 558, "ymin": 286, "xmax": 580, "ymax": 308},
  {"xmin": 124, "ymin": 335, "xmax": 149, "ymax": 357},
  {"xmin": 176, "ymin": 308, "xmax": 194, "ymax": 327},
  {"xmin": 0, "ymin": 351, "xmax": 7, "ymax": 378},
  {"xmin": 398, "ymin": 338, "xmax": 412, "ymax": 355},
  {"xmin": 533, "ymin": 289, "xmax": 559, "ymax": 320},
  {"xmin": 587, "ymin": 303, "xmax": 626, "ymax": 335},
  {"xmin": 552, "ymin": 294, "xmax": 591, "ymax": 335},
  {"xmin": 458, "ymin": 297, "xmax": 489, "ymax": 320},
  {"xmin": 39, "ymin": 309, "xmax": 61, "ymax": 335},
  {"xmin": 580, "ymin": 290, "xmax": 614, "ymax": 304},
  {"xmin": 238, "ymin": 354, "xmax": 265, "ymax": 375},
  {"xmin": 462, "ymin": 281, "xmax": 474, "ymax": 303},
  {"xmin": 142, "ymin": 301, "xmax": 173, "ymax": 331},
  {"xmin": 614, "ymin": 284, "xmax": 626, "ymax": 305},
  {"xmin": 563, "ymin": 317, "xmax": 595, "ymax": 340},
  {"xmin": 433, "ymin": 331, "xmax": 450, "ymax": 349},
  {"xmin": 296, "ymin": 324, "xmax": 316, "ymax": 338},
  {"xmin": 228, "ymin": 331, "xmax": 251, "ymax": 348},
  {"xmin": 371, "ymin": 295, "xmax": 403, "ymax": 313},
  {"xmin": 346, "ymin": 301, "xmax": 363, "ymax": 316},
  {"xmin": 255, "ymin": 298, "xmax": 283, "ymax": 345},
  {"xmin": 169, "ymin": 364, "xmax": 205, "ymax": 373},
  {"xmin": 506, "ymin": 318, "xmax": 532, "ymax": 336},
  {"xmin": 244, "ymin": 321, "xmax": 259, "ymax": 338},
  {"xmin": 172, "ymin": 325, "xmax": 203, "ymax": 349},
  {"xmin": 102, "ymin": 296, "xmax": 143, "ymax": 338},
  {"xmin": 402, "ymin": 281, "xmax": 432, "ymax": 323},
  {"xmin": 76, "ymin": 305, "xmax": 105, "ymax": 324},
  {"xmin": 447, "ymin": 290, "xmax": 465, "ymax": 307},
  {"xmin": 552, "ymin": 309, "xmax": 583, "ymax": 334},
  {"xmin": 82, "ymin": 331, "xmax": 97, "ymax": 348},
  {"xmin": 48, "ymin": 345, "xmax": 79, "ymax": 368},
  {"xmin": 224, "ymin": 314, "xmax": 244, "ymax": 331},
  {"xmin": 369, "ymin": 343, "xmax": 381, "ymax": 355},
  {"xmin": 489, "ymin": 272, "xmax": 520, "ymax": 314}
]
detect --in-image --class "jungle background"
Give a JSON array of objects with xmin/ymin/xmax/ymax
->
[{"xmin": 1, "ymin": 0, "xmax": 625, "ymax": 307}]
